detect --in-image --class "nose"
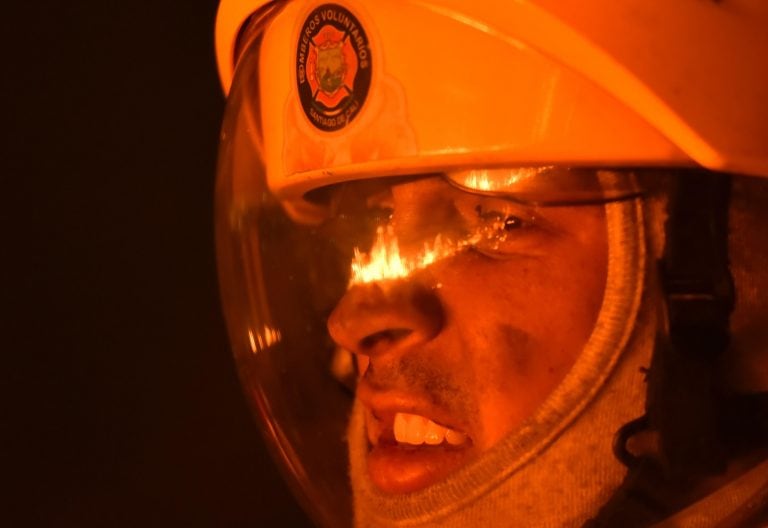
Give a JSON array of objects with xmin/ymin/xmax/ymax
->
[{"xmin": 327, "ymin": 280, "xmax": 444, "ymax": 358}]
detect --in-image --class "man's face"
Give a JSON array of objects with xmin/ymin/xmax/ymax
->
[{"xmin": 327, "ymin": 176, "xmax": 608, "ymax": 494}]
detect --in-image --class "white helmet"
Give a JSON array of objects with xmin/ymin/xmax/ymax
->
[{"xmin": 213, "ymin": 1, "xmax": 768, "ymax": 526}]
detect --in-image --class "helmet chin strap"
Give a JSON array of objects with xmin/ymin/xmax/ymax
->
[
  {"xmin": 588, "ymin": 170, "xmax": 736, "ymax": 527},
  {"xmin": 650, "ymin": 170, "xmax": 734, "ymax": 481}
]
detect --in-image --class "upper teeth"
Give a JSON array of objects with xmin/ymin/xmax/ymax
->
[{"xmin": 393, "ymin": 412, "xmax": 468, "ymax": 446}]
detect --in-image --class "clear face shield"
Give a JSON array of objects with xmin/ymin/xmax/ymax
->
[
  {"xmin": 215, "ymin": 22, "xmax": 651, "ymax": 526},
  {"xmin": 212, "ymin": 0, "xmax": 768, "ymax": 525}
]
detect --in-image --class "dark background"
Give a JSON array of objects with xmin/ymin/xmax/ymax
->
[{"xmin": 5, "ymin": 2, "xmax": 312, "ymax": 526}]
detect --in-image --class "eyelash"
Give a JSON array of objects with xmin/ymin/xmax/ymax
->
[{"xmin": 468, "ymin": 204, "xmax": 537, "ymax": 257}]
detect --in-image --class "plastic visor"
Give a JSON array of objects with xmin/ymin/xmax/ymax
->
[
  {"xmin": 214, "ymin": 26, "xmax": 651, "ymax": 528},
  {"xmin": 216, "ymin": 29, "xmax": 354, "ymax": 528}
]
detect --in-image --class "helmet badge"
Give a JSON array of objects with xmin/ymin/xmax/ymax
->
[{"xmin": 296, "ymin": 4, "xmax": 371, "ymax": 132}]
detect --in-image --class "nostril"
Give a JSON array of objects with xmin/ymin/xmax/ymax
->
[
  {"xmin": 327, "ymin": 280, "xmax": 445, "ymax": 356},
  {"xmin": 359, "ymin": 328, "xmax": 413, "ymax": 352}
]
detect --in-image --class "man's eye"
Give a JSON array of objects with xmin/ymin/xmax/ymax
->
[
  {"xmin": 468, "ymin": 204, "xmax": 535, "ymax": 257},
  {"xmin": 475, "ymin": 205, "xmax": 525, "ymax": 231},
  {"xmin": 502, "ymin": 216, "xmax": 523, "ymax": 230}
]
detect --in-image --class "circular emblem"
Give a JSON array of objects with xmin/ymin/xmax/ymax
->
[{"xmin": 296, "ymin": 4, "xmax": 372, "ymax": 132}]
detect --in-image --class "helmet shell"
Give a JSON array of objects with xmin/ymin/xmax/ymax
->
[{"xmin": 216, "ymin": 0, "xmax": 768, "ymax": 198}]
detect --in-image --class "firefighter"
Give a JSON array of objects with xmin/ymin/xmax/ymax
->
[{"xmin": 212, "ymin": 1, "xmax": 768, "ymax": 526}]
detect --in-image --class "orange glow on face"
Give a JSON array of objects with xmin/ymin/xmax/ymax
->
[
  {"xmin": 349, "ymin": 225, "xmax": 464, "ymax": 286},
  {"xmin": 328, "ymin": 177, "xmax": 611, "ymax": 495}
]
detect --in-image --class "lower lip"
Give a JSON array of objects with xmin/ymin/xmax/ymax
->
[{"xmin": 366, "ymin": 440, "xmax": 473, "ymax": 494}]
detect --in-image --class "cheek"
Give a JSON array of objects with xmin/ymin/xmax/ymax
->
[
  {"xmin": 446, "ymin": 251, "xmax": 604, "ymax": 353},
  {"xmin": 430, "ymin": 216, "xmax": 607, "ymax": 447}
]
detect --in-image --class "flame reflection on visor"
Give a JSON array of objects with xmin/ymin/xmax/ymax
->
[
  {"xmin": 348, "ymin": 217, "xmax": 518, "ymax": 286},
  {"xmin": 457, "ymin": 166, "xmax": 555, "ymax": 192},
  {"xmin": 327, "ymin": 169, "xmax": 641, "ymax": 288},
  {"xmin": 349, "ymin": 225, "xmax": 459, "ymax": 285}
]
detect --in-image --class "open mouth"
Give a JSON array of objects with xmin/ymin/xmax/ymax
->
[
  {"xmin": 391, "ymin": 412, "xmax": 468, "ymax": 446},
  {"xmin": 365, "ymin": 409, "xmax": 474, "ymax": 494}
]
